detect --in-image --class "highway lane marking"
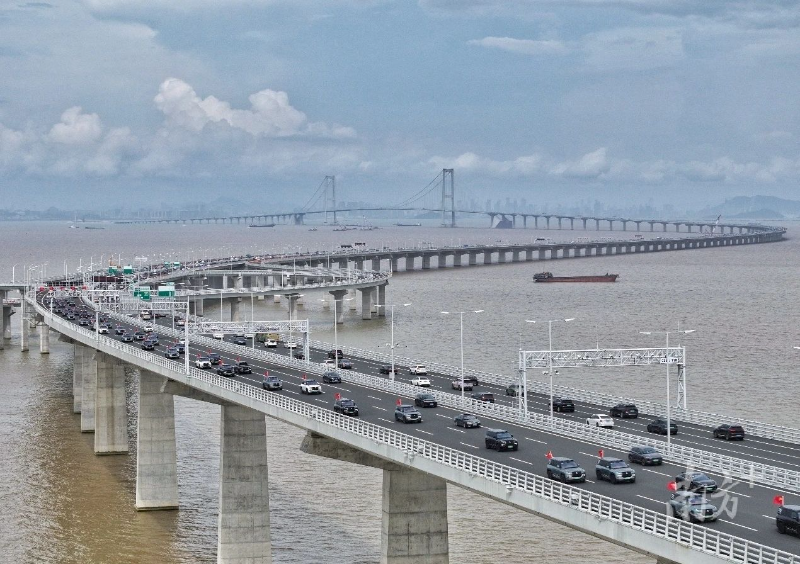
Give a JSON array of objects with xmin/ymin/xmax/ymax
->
[
  {"xmin": 459, "ymin": 442, "xmax": 479, "ymax": 449},
  {"xmin": 716, "ymin": 488, "xmax": 751, "ymax": 499},
  {"xmin": 367, "ymin": 395, "xmax": 383, "ymax": 401},
  {"xmin": 415, "ymin": 429, "xmax": 434, "ymax": 435},
  {"xmin": 718, "ymin": 519, "xmax": 757, "ymax": 532},
  {"xmin": 509, "ymin": 457, "xmax": 535, "ymax": 467},
  {"xmin": 636, "ymin": 495, "xmax": 665, "ymax": 505},
  {"xmin": 372, "ymin": 406, "xmax": 388, "ymax": 411},
  {"xmin": 446, "ymin": 427, "xmax": 465, "ymax": 433},
  {"xmin": 524, "ymin": 437, "xmax": 547, "ymax": 444},
  {"xmin": 761, "ymin": 515, "xmax": 776, "ymax": 520},
  {"xmin": 641, "ymin": 468, "xmax": 672, "ymax": 477},
  {"xmin": 378, "ymin": 418, "xmax": 393, "ymax": 424}
]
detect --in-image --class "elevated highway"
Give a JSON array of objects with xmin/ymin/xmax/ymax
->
[{"xmin": 18, "ymin": 289, "xmax": 800, "ymax": 564}]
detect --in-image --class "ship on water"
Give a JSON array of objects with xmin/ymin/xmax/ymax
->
[
  {"xmin": 533, "ymin": 272, "xmax": 618, "ymax": 283},
  {"xmin": 248, "ymin": 223, "xmax": 275, "ymax": 228}
]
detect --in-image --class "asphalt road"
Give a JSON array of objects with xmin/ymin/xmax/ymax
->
[{"xmin": 53, "ymin": 300, "xmax": 800, "ymax": 556}]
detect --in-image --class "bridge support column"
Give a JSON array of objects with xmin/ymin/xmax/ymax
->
[
  {"xmin": 195, "ymin": 297, "xmax": 204, "ymax": 316},
  {"xmin": 453, "ymin": 253, "xmax": 461, "ymax": 267},
  {"xmin": 300, "ymin": 433, "xmax": 449, "ymax": 564},
  {"xmin": 525, "ymin": 249, "xmax": 534, "ymax": 261},
  {"xmin": 81, "ymin": 351, "xmax": 98, "ymax": 432},
  {"xmin": 422, "ymin": 255, "xmax": 431, "ymax": 270},
  {"xmin": 468, "ymin": 252, "xmax": 477, "ymax": 266},
  {"xmin": 94, "ymin": 352, "xmax": 128, "ymax": 454},
  {"xmin": 330, "ymin": 290, "xmax": 347, "ymax": 324},
  {"xmin": 355, "ymin": 259, "xmax": 364, "ymax": 271},
  {"xmin": 377, "ymin": 285, "xmax": 386, "ymax": 317},
  {"xmin": 382, "ymin": 467, "xmax": 449, "ymax": 564},
  {"xmin": 390, "ymin": 257, "xmax": 399, "ymax": 272},
  {"xmin": 349, "ymin": 289, "xmax": 358, "ymax": 311},
  {"xmin": 20, "ymin": 297, "xmax": 28, "ymax": 352},
  {"xmin": 286, "ymin": 294, "xmax": 299, "ymax": 321},
  {"xmin": 372, "ymin": 257, "xmax": 381, "ymax": 271},
  {"xmin": 73, "ymin": 343, "xmax": 91, "ymax": 413},
  {"xmin": 512, "ymin": 250, "xmax": 521, "ymax": 262},
  {"xmin": 497, "ymin": 250, "xmax": 506, "ymax": 263},
  {"xmin": 438, "ymin": 254, "xmax": 447, "ymax": 268},
  {"xmin": 539, "ymin": 249, "xmax": 546, "ymax": 260},
  {"xmin": 218, "ymin": 404, "xmax": 271, "ymax": 564},
  {"xmin": 359, "ymin": 288, "xmax": 372, "ymax": 320},
  {"xmin": 136, "ymin": 371, "xmax": 179, "ymax": 510},
  {"xmin": 39, "ymin": 323, "xmax": 50, "ymax": 354},
  {"xmin": 483, "ymin": 252, "xmax": 492, "ymax": 265},
  {"xmin": 230, "ymin": 299, "xmax": 240, "ymax": 323},
  {"xmin": 2, "ymin": 304, "xmax": 11, "ymax": 341}
]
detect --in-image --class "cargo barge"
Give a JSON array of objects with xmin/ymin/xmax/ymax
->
[{"xmin": 534, "ymin": 272, "xmax": 618, "ymax": 283}]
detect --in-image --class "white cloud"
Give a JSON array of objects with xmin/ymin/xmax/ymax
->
[
  {"xmin": 468, "ymin": 36, "xmax": 570, "ymax": 56},
  {"xmin": 154, "ymin": 78, "xmax": 356, "ymax": 139},
  {"xmin": 582, "ymin": 27, "xmax": 684, "ymax": 71},
  {"xmin": 47, "ymin": 107, "xmax": 104, "ymax": 145}
]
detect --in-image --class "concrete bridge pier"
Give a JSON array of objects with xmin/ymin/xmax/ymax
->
[
  {"xmin": 525, "ymin": 249, "xmax": 534, "ymax": 261},
  {"xmin": 355, "ymin": 259, "xmax": 364, "ymax": 271},
  {"xmin": 349, "ymin": 289, "xmax": 358, "ymax": 311},
  {"xmin": 539, "ymin": 249, "xmax": 546, "ymax": 260},
  {"xmin": 2, "ymin": 303, "xmax": 11, "ymax": 342},
  {"xmin": 422, "ymin": 255, "xmax": 431, "ymax": 270},
  {"xmin": 377, "ymin": 285, "xmax": 386, "ymax": 317},
  {"xmin": 286, "ymin": 294, "xmax": 300, "ymax": 321},
  {"xmin": 39, "ymin": 323, "xmax": 50, "ymax": 354},
  {"xmin": 330, "ymin": 290, "xmax": 348, "ymax": 324},
  {"xmin": 301, "ymin": 433, "xmax": 449, "ymax": 564},
  {"xmin": 81, "ymin": 350, "xmax": 98, "ymax": 432},
  {"xmin": 390, "ymin": 257, "xmax": 399, "ymax": 272},
  {"xmin": 512, "ymin": 250, "xmax": 522, "ymax": 262},
  {"xmin": 482, "ymin": 252, "xmax": 492, "ymax": 265},
  {"xmin": 438, "ymin": 254, "xmax": 447, "ymax": 268},
  {"xmin": 359, "ymin": 288, "xmax": 373, "ymax": 320},
  {"xmin": 372, "ymin": 257, "xmax": 381, "ymax": 271},
  {"xmin": 20, "ymin": 297, "xmax": 29, "ymax": 352},
  {"xmin": 468, "ymin": 252, "xmax": 477, "ymax": 266},
  {"xmin": 73, "ymin": 343, "xmax": 91, "ymax": 413},
  {"xmin": 452, "ymin": 253, "xmax": 462, "ymax": 267},
  {"xmin": 136, "ymin": 370, "xmax": 179, "ymax": 511},
  {"xmin": 218, "ymin": 404, "xmax": 271, "ymax": 564},
  {"xmin": 94, "ymin": 352, "xmax": 128, "ymax": 454}
]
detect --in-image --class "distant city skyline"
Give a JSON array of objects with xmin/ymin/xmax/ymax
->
[{"xmin": 1, "ymin": 1, "xmax": 798, "ymax": 209}]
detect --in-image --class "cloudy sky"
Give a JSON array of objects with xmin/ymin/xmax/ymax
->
[{"xmin": 1, "ymin": 0, "xmax": 799, "ymax": 211}]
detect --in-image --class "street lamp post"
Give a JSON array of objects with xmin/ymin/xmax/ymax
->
[
  {"xmin": 376, "ymin": 303, "xmax": 412, "ymax": 381},
  {"xmin": 526, "ymin": 318, "xmax": 575, "ymax": 421},
  {"xmin": 321, "ymin": 296, "xmax": 353, "ymax": 369},
  {"xmin": 639, "ymin": 329, "xmax": 696, "ymax": 447},
  {"xmin": 441, "ymin": 310, "xmax": 484, "ymax": 399}
]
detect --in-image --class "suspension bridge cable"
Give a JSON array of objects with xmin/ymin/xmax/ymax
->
[
  {"xmin": 394, "ymin": 171, "xmax": 442, "ymax": 208},
  {"xmin": 301, "ymin": 177, "xmax": 328, "ymax": 211}
]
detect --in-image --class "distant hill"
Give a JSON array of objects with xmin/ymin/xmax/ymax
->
[{"xmin": 699, "ymin": 196, "xmax": 800, "ymax": 219}]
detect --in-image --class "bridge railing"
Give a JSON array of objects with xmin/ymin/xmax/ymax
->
[
  {"xmin": 32, "ymin": 298, "xmax": 799, "ymax": 564},
  {"xmin": 308, "ymin": 339, "xmax": 800, "ymax": 446},
  {"xmin": 76, "ymin": 304, "xmax": 800, "ymax": 494}
]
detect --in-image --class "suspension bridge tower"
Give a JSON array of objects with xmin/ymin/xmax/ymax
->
[
  {"xmin": 324, "ymin": 175, "xmax": 337, "ymax": 225},
  {"xmin": 441, "ymin": 168, "xmax": 455, "ymax": 228}
]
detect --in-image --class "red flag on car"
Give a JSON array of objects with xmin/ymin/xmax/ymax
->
[
  {"xmin": 598, "ymin": 449, "xmax": 604, "ymax": 458},
  {"xmin": 546, "ymin": 450, "xmax": 553, "ymax": 460},
  {"xmin": 396, "ymin": 398, "xmax": 402, "ymax": 406},
  {"xmin": 335, "ymin": 393, "xmax": 341, "ymax": 400},
  {"xmin": 774, "ymin": 495, "xmax": 785, "ymax": 506},
  {"xmin": 668, "ymin": 482, "xmax": 678, "ymax": 492}
]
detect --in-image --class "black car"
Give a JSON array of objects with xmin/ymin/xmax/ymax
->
[
  {"xmin": 164, "ymin": 348, "xmax": 180, "ymax": 359},
  {"xmin": 262, "ymin": 376, "xmax": 283, "ymax": 390},
  {"xmin": 292, "ymin": 351, "xmax": 305, "ymax": 360},
  {"xmin": 175, "ymin": 343, "xmax": 185, "ymax": 354},
  {"xmin": 675, "ymin": 471, "xmax": 717, "ymax": 493},
  {"xmin": 777, "ymin": 504, "xmax": 800, "ymax": 535},
  {"xmin": 322, "ymin": 371, "xmax": 341, "ymax": 384},
  {"xmin": 121, "ymin": 334, "xmax": 134, "ymax": 343},
  {"xmin": 141, "ymin": 341, "xmax": 155, "ymax": 351},
  {"xmin": 395, "ymin": 404, "xmax": 422, "ymax": 423},
  {"xmin": 327, "ymin": 349, "xmax": 344, "ymax": 359},
  {"xmin": 379, "ymin": 365, "xmax": 397, "ymax": 375},
  {"xmin": 333, "ymin": 398, "xmax": 359, "ymax": 417},
  {"xmin": 133, "ymin": 331, "xmax": 146, "ymax": 341},
  {"xmin": 595, "ymin": 457, "xmax": 636, "ymax": 484},
  {"xmin": 485, "ymin": 429, "xmax": 518, "ymax": 451},
  {"xmin": 472, "ymin": 392, "xmax": 495, "ymax": 403},
  {"xmin": 547, "ymin": 457, "xmax": 586, "ymax": 483},
  {"xmin": 414, "ymin": 393, "xmax": 438, "ymax": 408},
  {"xmin": 610, "ymin": 403, "xmax": 639, "ymax": 418},
  {"xmin": 233, "ymin": 337, "xmax": 247, "ymax": 345},
  {"xmin": 647, "ymin": 418, "xmax": 678, "ymax": 435},
  {"xmin": 628, "ymin": 446, "xmax": 663, "ymax": 466},
  {"xmin": 505, "ymin": 384, "xmax": 524, "ymax": 397},
  {"xmin": 454, "ymin": 413, "xmax": 481, "ymax": 428},
  {"xmin": 234, "ymin": 362, "xmax": 252, "ymax": 375},
  {"xmin": 208, "ymin": 353, "xmax": 222, "ymax": 365},
  {"xmin": 552, "ymin": 397, "xmax": 575, "ymax": 413},
  {"xmin": 713, "ymin": 424, "xmax": 745, "ymax": 441},
  {"xmin": 337, "ymin": 359, "xmax": 353, "ymax": 370},
  {"xmin": 216, "ymin": 364, "xmax": 235, "ymax": 377}
]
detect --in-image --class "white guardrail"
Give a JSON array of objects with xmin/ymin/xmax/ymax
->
[
  {"xmin": 33, "ymin": 299, "xmax": 800, "ymax": 564},
  {"xmin": 78, "ymin": 301, "xmax": 800, "ymax": 494},
  {"xmin": 309, "ymin": 339, "xmax": 800, "ymax": 447}
]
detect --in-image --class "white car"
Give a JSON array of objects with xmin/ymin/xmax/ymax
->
[
  {"xmin": 300, "ymin": 379, "xmax": 322, "ymax": 394},
  {"xmin": 284, "ymin": 341, "xmax": 298, "ymax": 349},
  {"xmin": 323, "ymin": 359, "xmax": 336, "ymax": 367},
  {"xmin": 195, "ymin": 357, "xmax": 211, "ymax": 369},
  {"xmin": 265, "ymin": 339, "xmax": 278, "ymax": 348},
  {"xmin": 213, "ymin": 332, "xmax": 224, "ymax": 340},
  {"xmin": 587, "ymin": 414, "xmax": 615, "ymax": 429},
  {"xmin": 96, "ymin": 325, "xmax": 109, "ymax": 334},
  {"xmin": 411, "ymin": 376, "xmax": 431, "ymax": 387},
  {"xmin": 143, "ymin": 324, "xmax": 154, "ymax": 332},
  {"xmin": 409, "ymin": 364, "xmax": 428, "ymax": 375}
]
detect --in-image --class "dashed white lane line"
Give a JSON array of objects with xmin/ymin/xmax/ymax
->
[
  {"xmin": 372, "ymin": 406, "xmax": 388, "ymax": 411},
  {"xmin": 367, "ymin": 395, "xmax": 382, "ymax": 401},
  {"xmin": 718, "ymin": 519, "xmax": 758, "ymax": 532},
  {"xmin": 446, "ymin": 427, "xmax": 465, "ymax": 433},
  {"xmin": 717, "ymin": 488, "xmax": 751, "ymax": 499},
  {"xmin": 460, "ymin": 442, "xmax": 479, "ymax": 449},
  {"xmin": 641, "ymin": 468, "xmax": 673, "ymax": 477},
  {"xmin": 379, "ymin": 418, "xmax": 393, "ymax": 424},
  {"xmin": 636, "ymin": 495, "xmax": 665, "ymax": 505},
  {"xmin": 524, "ymin": 437, "xmax": 547, "ymax": 444},
  {"xmin": 416, "ymin": 429, "xmax": 434, "ymax": 435},
  {"xmin": 762, "ymin": 515, "xmax": 776, "ymax": 521},
  {"xmin": 510, "ymin": 457, "xmax": 536, "ymax": 467}
]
